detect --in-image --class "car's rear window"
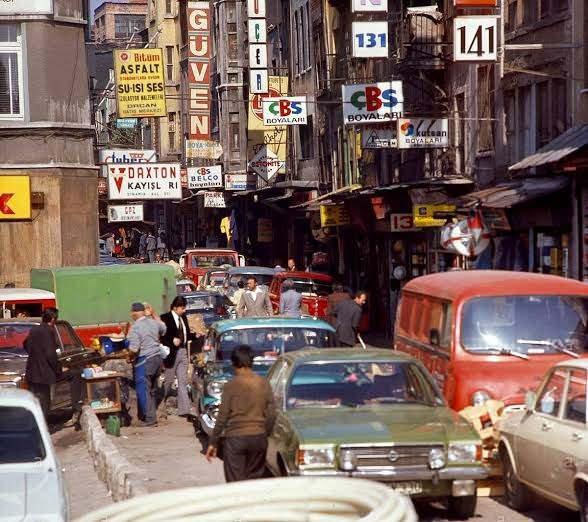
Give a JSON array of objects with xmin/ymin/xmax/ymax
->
[{"xmin": 0, "ymin": 406, "xmax": 46, "ymax": 464}]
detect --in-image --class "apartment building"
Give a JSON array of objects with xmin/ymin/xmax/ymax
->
[{"xmin": 93, "ymin": 0, "xmax": 147, "ymax": 43}]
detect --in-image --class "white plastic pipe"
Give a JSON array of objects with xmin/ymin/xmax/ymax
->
[{"xmin": 76, "ymin": 477, "xmax": 417, "ymax": 522}]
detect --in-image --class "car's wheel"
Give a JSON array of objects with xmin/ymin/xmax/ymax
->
[
  {"xmin": 447, "ymin": 493, "xmax": 477, "ymax": 520},
  {"xmin": 578, "ymin": 482, "xmax": 588, "ymax": 522},
  {"xmin": 503, "ymin": 449, "xmax": 532, "ymax": 511}
]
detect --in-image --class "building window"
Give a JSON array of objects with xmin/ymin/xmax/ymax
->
[
  {"xmin": 552, "ymin": 79, "xmax": 567, "ymax": 139},
  {"xmin": 536, "ymin": 82, "xmax": 549, "ymax": 148},
  {"xmin": 0, "ymin": 25, "xmax": 23, "ymax": 119},
  {"xmin": 523, "ymin": 0, "xmax": 537, "ymax": 26},
  {"xmin": 165, "ymin": 0, "xmax": 173, "ymax": 16},
  {"xmin": 504, "ymin": 90, "xmax": 515, "ymax": 165},
  {"xmin": 230, "ymin": 120, "xmax": 240, "ymax": 160},
  {"xmin": 455, "ymin": 93, "xmax": 465, "ymax": 175},
  {"xmin": 114, "ymin": 15, "xmax": 145, "ymax": 40},
  {"xmin": 294, "ymin": 11, "xmax": 300, "ymax": 74},
  {"xmin": 477, "ymin": 65, "xmax": 494, "ymax": 152},
  {"xmin": 303, "ymin": 3, "xmax": 311, "ymax": 70},
  {"xmin": 300, "ymin": 115, "xmax": 314, "ymax": 159},
  {"xmin": 518, "ymin": 85, "xmax": 533, "ymax": 159},
  {"xmin": 300, "ymin": 7, "xmax": 307, "ymax": 71},
  {"xmin": 168, "ymin": 112, "xmax": 176, "ymax": 151},
  {"xmin": 228, "ymin": 73, "xmax": 238, "ymax": 83},
  {"xmin": 166, "ymin": 46, "xmax": 174, "ymax": 82},
  {"xmin": 506, "ymin": 0, "xmax": 517, "ymax": 32}
]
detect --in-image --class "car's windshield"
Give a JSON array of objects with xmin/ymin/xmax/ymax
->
[
  {"xmin": 217, "ymin": 327, "xmax": 335, "ymax": 359},
  {"xmin": 286, "ymin": 361, "xmax": 443, "ymax": 409},
  {"xmin": 0, "ymin": 324, "xmax": 33, "ymax": 353},
  {"xmin": 209, "ymin": 360, "xmax": 274, "ymax": 378},
  {"xmin": 462, "ymin": 295, "xmax": 588, "ymax": 355},
  {"xmin": 177, "ymin": 282, "xmax": 196, "ymax": 293},
  {"xmin": 191, "ymin": 255, "xmax": 236, "ymax": 268},
  {"xmin": 229, "ymin": 273, "xmax": 274, "ymax": 288},
  {"xmin": 185, "ymin": 295, "xmax": 215, "ymax": 310},
  {"xmin": 0, "ymin": 406, "xmax": 46, "ymax": 463},
  {"xmin": 289, "ymin": 279, "xmax": 332, "ymax": 297}
]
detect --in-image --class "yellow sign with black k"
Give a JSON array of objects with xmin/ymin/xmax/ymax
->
[{"xmin": 0, "ymin": 175, "xmax": 31, "ymax": 220}]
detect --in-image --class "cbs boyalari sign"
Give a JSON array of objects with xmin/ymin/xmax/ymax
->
[
  {"xmin": 352, "ymin": 21, "xmax": 388, "ymax": 58},
  {"xmin": 108, "ymin": 204, "xmax": 144, "ymax": 223},
  {"xmin": 0, "ymin": 0, "xmax": 52, "ymax": 14},
  {"xmin": 108, "ymin": 164, "xmax": 182, "ymax": 200},
  {"xmin": 0, "ymin": 176, "xmax": 31, "ymax": 220},
  {"xmin": 114, "ymin": 49, "xmax": 166, "ymax": 118},
  {"xmin": 187, "ymin": 165, "xmax": 222, "ymax": 189},
  {"xmin": 99, "ymin": 149, "xmax": 156, "ymax": 177},
  {"xmin": 453, "ymin": 16, "xmax": 498, "ymax": 62},
  {"xmin": 188, "ymin": 2, "xmax": 212, "ymax": 140},
  {"xmin": 397, "ymin": 119, "xmax": 449, "ymax": 149},
  {"xmin": 262, "ymin": 96, "xmax": 307, "ymax": 125},
  {"xmin": 342, "ymin": 82, "xmax": 403, "ymax": 125}
]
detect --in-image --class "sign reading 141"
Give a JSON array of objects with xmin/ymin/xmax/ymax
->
[
  {"xmin": 453, "ymin": 16, "xmax": 498, "ymax": 62},
  {"xmin": 352, "ymin": 21, "xmax": 388, "ymax": 58}
]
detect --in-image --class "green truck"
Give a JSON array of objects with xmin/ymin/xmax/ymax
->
[{"xmin": 31, "ymin": 265, "xmax": 176, "ymax": 346}]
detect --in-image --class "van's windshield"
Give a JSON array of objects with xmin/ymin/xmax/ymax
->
[{"xmin": 461, "ymin": 295, "xmax": 588, "ymax": 355}]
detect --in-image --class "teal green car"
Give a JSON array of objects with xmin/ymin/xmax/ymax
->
[{"xmin": 265, "ymin": 348, "xmax": 487, "ymax": 520}]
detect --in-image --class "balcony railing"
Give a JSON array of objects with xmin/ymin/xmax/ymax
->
[{"xmin": 399, "ymin": 5, "xmax": 446, "ymax": 69}]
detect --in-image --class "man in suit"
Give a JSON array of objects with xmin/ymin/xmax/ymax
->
[
  {"xmin": 237, "ymin": 276, "xmax": 273, "ymax": 318},
  {"xmin": 160, "ymin": 296, "xmax": 194, "ymax": 417},
  {"xmin": 333, "ymin": 291, "xmax": 367, "ymax": 347},
  {"xmin": 24, "ymin": 308, "xmax": 62, "ymax": 419}
]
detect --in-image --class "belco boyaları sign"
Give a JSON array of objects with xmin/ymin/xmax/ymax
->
[
  {"xmin": 262, "ymin": 96, "xmax": 308, "ymax": 125},
  {"xmin": 342, "ymin": 82, "xmax": 403, "ymax": 125},
  {"xmin": 108, "ymin": 164, "xmax": 182, "ymax": 200},
  {"xmin": 187, "ymin": 165, "xmax": 223, "ymax": 189}
]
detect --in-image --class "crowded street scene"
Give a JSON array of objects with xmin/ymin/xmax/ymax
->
[{"xmin": 1, "ymin": 0, "xmax": 588, "ymax": 521}]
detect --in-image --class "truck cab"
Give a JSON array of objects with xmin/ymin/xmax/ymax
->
[
  {"xmin": 0, "ymin": 289, "xmax": 57, "ymax": 319},
  {"xmin": 180, "ymin": 248, "xmax": 245, "ymax": 286}
]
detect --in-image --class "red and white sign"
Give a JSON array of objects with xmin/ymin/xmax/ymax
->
[
  {"xmin": 107, "ymin": 164, "xmax": 182, "ymax": 200},
  {"xmin": 262, "ymin": 96, "xmax": 308, "ymax": 125},
  {"xmin": 188, "ymin": 2, "xmax": 211, "ymax": 140},
  {"xmin": 390, "ymin": 214, "xmax": 419, "ymax": 232},
  {"xmin": 248, "ymin": 147, "xmax": 283, "ymax": 181},
  {"xmin": 108, "ymin": 204, "xmax": 144, "ymax": 223}
]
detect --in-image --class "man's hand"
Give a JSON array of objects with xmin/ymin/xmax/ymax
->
[
  {"xmin": 205, "ymin": 444, "xmax": 217, "ymax": 462},
  {"xmin": 173, "ymin": 337, "xmax": 181, "ymax": 347}
]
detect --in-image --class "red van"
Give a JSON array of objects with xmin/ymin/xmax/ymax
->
[
  {"xmin": 0, "ymin": 288, "xmax": 57, "ymax": 319},
  {"xmin": 180, "ymin": 249, "xmax": 245, "ymax": 286},
  {"xmin": 394, "ymin": 271, "xmax": 588, "ymax": 412},
  {"xmin": 269, "ymin": 272, "xmax": 333, "ymax": 319}
]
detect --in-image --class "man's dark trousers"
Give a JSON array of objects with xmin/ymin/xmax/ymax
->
[
  {"xmin": 29, "ymin": 383, "xmax": 51, "ymax": 418},
  {"xmin": 223, "ymin": 434, "xmax": 268, "ymax": 482}
]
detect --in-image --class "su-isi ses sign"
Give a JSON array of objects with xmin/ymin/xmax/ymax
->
[
  {"xmin": 108, "ymin": 204, "xmax": 144, "ymax": 223},
  {"xmin": 262, "ymin": 96, "xmax": 307, "ymax": 125},
  {"xmin": 342, "ymin": 82, "xmax": 403, "ymax": 125},
  {"xmin": 352, "ymin": 21, "xmax": 388, "ymax": 58},
  {"xmin": 108, "ymin": 164, "xmax": 182, "ymax": 200},
  {"xmin": 114, "ymin": 49, "xmax": 166, "ymax": 118},
  {"xmin": 187, "ymin": 165, "xmax": 222, "ymax": 189}
]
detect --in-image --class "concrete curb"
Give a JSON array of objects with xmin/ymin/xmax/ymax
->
[{"xmin": 80, "ymin": 406, "xmax": 149, "ymax": 501}]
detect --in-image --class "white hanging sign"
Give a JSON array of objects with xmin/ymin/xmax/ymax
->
[
  {"xmin": 247, "ymin": 0, "xmax": 266, "ymax": 17},
  {"xmin": 352, "ymin": 21, "xmax": 389, "ymax": 58},
  {"xmin": 397, "ymin": 118, "xmax": 449, "ymax": 149},
  {"xmin": 262, "ymin": 97, "xmax": 308, "ymax": 125},
  {"xmin": 362, "ymin": 127, "xmax": 397, "ymax": 148},
  {"xmin": 351, "ymin": 0, "xmax": 388, "ymax": 12},
  {"xmin": 187, "ymin": 165, "xmax": 223, "ymax": 189},
  {"xmin": 108, "ymin": 204, "xmax": 144, "ymax": 223},
  {"xmin": 248, "ymin": 19, "xmax": 267, "ymax": 43},
  {"xmin": 203, "ymin": 192, "xmax": 226, "ymax": 208},
  {"xmin": 342, "ymin": 82, "xmax": 404, "ymax": 125},
  {"xmin": 453, "ymin": 16, "xmax": 498, "ymax": 62}
]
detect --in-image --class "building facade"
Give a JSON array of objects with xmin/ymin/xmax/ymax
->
[
  {"xmin": 0, "ymin": 0, "xmax": 98, "ymax": 286},
  {"xmin": 93, "ymin": 0, "xmax": 147, "ymax": 44}
]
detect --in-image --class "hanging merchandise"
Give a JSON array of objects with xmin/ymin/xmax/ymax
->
[{"xmin": 440, "ymin": 209, "xmax": 491, "ymax": 257}]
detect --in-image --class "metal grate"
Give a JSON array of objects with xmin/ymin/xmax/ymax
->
[{"xmin": 342, "ymin": 445, "xmax": 443, "ymax": 469}]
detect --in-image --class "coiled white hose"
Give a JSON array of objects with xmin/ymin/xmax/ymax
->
[{"xmin": 76, "ymin": 477, "xmax": 417, "ymax": 522}]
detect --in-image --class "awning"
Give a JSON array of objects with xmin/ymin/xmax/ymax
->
[
  {"xmin": 359, "ymin": 176, "xmax": 473, "ymax": 196},
  {"xmin": 290, "ymin": 184, "xmax": 362, "ymax": 210},
  {"xmin": 509, "ymin": 124, "xmax": 588, "ymax": 171},
  {"xmin": 232, "ymin": 180, "xmax": 319, "ymax": 198},
  {"xmin": 459, "ymin": 176, "xmax": 569, "ymax": 209}
]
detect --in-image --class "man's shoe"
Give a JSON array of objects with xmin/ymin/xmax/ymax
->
[{"xmin": 138, "ymin": 420, "xmax": 158, "ymax": 427}]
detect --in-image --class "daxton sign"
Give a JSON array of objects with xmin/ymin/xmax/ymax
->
[
  {"xmin": 0, "ymin": 0, "xmax": 52, "ymax": 14},
  {"xmin": 397, "ymin": 119, "xmax": 449, "ymax": 149},
  {"xmin": 262, "ymin": 96, "xmax": 307, "ymax": 125},
  {"xmin": 187, "ymin": 165, "xmax": 222, "ymax": 189},
  {"xmin": 108, "ymin": 164, "xmax": 182, "ymax": 200},
  {"xmin": 188, "ymin": 2, "xmax": 212, "ymax": 140},
  {"xmin": 342, "ymin": 82, "xmax": 403, "ymax": 125},
  {"xmin": 114, "ymin": 49, "xmax": 166, "ymax": 118},
  {"xmin": 108, "ymin": 204, "xmax": 144, "ymax": 223}
]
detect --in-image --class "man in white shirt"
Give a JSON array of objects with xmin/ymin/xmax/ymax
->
[
  {"xmin": 160, "ymin": 296, "xmax": 195, "ymax": 417},
  {"xmin": 237, "ymin": 276, "xmax": 273, "ymax": 317}
]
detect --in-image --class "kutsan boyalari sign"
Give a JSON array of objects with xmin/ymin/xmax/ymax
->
[
  {"xmin": 114, "ymin": 49, "xmax": 166, "ymax": 118},
  {"xmin": 108, "ymin": 164, "xmax": 182, "ymax": 200}
]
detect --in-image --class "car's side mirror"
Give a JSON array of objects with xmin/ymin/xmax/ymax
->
[
  {"xmin": 525, "ymin": 390, "xmax": 537, "ymax": 411},
  {"xmin": 429, "ymin": 328, "xmax": 440, "ymax": 347}
]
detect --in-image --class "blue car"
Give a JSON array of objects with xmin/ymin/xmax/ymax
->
[
  {"xmin": 180, "ymin": 291, "xmax": 231, "ymax": 327},
  {"xmin": 194, "ymin": 317, "xmax": 337, "ymax": 435}
]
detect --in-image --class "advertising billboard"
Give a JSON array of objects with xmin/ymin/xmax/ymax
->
[
  {"xmin": 397, "ymin": 118, "xmax": 449, "ymax": 149},
  {"xmin": 262, "ymin": 96, "xmax": 308, "ymax": 125},
  {"xmin": 342, "ymin": 82, "xmax": 403, "ymax": 125},
  {"xmin": 187, "ymin": 165, "xmax": 223, "ymax": 189},
  {"xmin": 99, "ymin": 149, "xmax": 157, "ymax": 177},
  {"xmin": 108, "ymin": 204, "xmax": 144, "ymax": 223},
  {"xmin": 0, "ymin": 176, "xmax": 31, "ymax": 220},
  {"xmin": 114, "ymin": 49, "xmax": 166, "ymax": 118},
  {"xmin": 107, "ymin": 164, "xmax": 182, "ymax": 200}
]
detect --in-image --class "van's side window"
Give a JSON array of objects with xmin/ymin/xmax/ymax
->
[
  {"xmin": 397, "ymin": 294, "xmax": 415, "ymax": 337},
  {"xmin": 441, "ymin": 303, "xmax": 452, "ymax": 348},
  {"xmin": 428, "ymin": 300, "xmax": 452, "ymax": 350}
]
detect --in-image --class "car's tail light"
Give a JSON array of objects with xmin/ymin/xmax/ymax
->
[{"xmin": 216, "ymin": 306, "xmax": 226, "ymax": 315}]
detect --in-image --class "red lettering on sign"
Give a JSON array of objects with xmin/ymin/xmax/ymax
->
[{"xmin": 0, "ymin": 193, "xmax": 15, "ymax": 215}]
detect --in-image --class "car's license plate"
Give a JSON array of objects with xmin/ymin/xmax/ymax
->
[{"xmin": 390, "ymin": 481, "xmax": 423, "ymax": 495}]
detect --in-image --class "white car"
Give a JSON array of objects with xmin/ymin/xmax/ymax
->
[{"xmin": 0, "ymin": 389, "xmax": 68, "ymax": 521}]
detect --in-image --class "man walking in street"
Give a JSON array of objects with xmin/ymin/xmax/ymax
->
[
  {"xmin": 127, "ymin": 302, "xmax": 166, "ymax": 426},
  {"xmin": 146, "ymin": 231, "xmax": 157, "ymax": 263},
  {"xmin": 23, "ymin": 308, "xmax": 62, "ymax": 420},
  {"xmin": 161, "ymin": 296, "xmax": 195, "ymax": 418},
  {"xmin": 236, "ymin": 276, "xmax": 273, "ymax": 318},
  {"xmin": 279, "ymin": 279, "xmax": 302, "ymax": 317},
  {"xmin": 326, "ymin": 283, "xmax": 351, "ymax": 327},
  {"xmin": 139, "ymin": 231, "xmax": 147, "ymax": 260},
  {"xmin": 206, "ymin": 345, "xmax": 276, "ymax": 482},
  {"xmin": 333, "ymin": 291, "xmax": 367, "ymax": 347}
]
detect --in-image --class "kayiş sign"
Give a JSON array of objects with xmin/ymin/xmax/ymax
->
[
  {"xmin": 187, "ymin": 165, "xmax": 222, "ymax": 189},
  {"xmin": 108, "ymin": 204, "xmax": 144, "ymax": 223},
  {"xmin": 397, "ymin": 118, "xmax": 449, "ymax": 149},
  {"xmin": 262, "ymin": 96, "xmax": 307, "ymax": 125},
  {"xmin": 108, "ymin": 164, "xmax": 182, "ymax": 200},
  {"xmin": 342, "ymin": 82, "xmax": 403, "ymax": 125}
]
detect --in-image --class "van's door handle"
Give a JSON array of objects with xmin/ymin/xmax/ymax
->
[
  {"xmin": 542, "ymin": 421, "xmax": 552, "ymax": 431},
  {"xmin": 572, "ymin": 432, "xmax": 583, "ymax": 441}
]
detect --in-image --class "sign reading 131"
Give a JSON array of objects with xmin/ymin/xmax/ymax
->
[
  {"xmin": 352, "ymin": 21, "xmax": 389, "ymax": 58},
  {"xmin": 453, "ymin": 16, "xmax": 498, "ymax": 62}
]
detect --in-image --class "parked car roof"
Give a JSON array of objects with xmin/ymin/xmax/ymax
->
[
  {"xmin": 0, "ymin": 288, "xmax": 56, "ymax": 300},
  {"xmin": 281, "ymin": 347, "xmax": 416, "ymax": 364},
  {"xmin": 273, "ymin": 271, "xmax": 333, "ymax": 282},
  {"xmin": 227, "ymin": 266, "xmax": 276, "ymax": 275},
  {"xmin": 402, "ymin": 270, "xmax": 588, "ymax": 302},
  {"xmin": 211, "ymin": 317, "xmax": 336, "ymax": 334},
  {"xmin": 553, "ymin": 359, "xmax": 588, "ymax": 370},
  {"xmin": 0, "ymin": 387, "xmax": 45, "ymax": 410}
]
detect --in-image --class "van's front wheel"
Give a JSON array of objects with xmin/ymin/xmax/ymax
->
[{"xmin": 447, "ymin": 494, "xmax": 477, "ymax": 520}]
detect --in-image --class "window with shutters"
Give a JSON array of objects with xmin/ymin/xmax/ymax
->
[{"xmin": 0, "ymin": 25, "xmax": 23, "ymax": 119}]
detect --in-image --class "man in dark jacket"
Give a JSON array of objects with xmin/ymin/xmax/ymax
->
[
  {"xmin": 333, "ymin": 291, "xmax": 367, "ymax": 347},
  {"xmin": 24, "ymin": 308, "xmax": 62, "ymax": 419},
  {"xmin": 161, "ymin": 296, "xmax": 194, "ymax": 417}
]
